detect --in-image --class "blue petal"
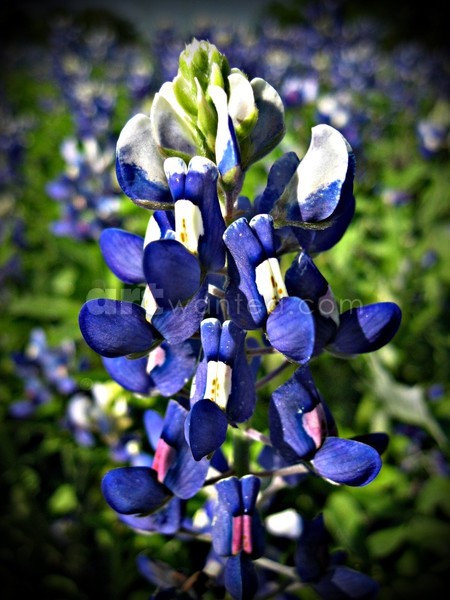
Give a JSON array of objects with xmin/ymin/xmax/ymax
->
[
  {"xmin": 255, "ymin": 151, "xmax": 299, "ymax": 214},
  {"xmin": 265, "ymin": 296, "xmax": 315, "ymax": 363},
  {"xmin": 99, "ymin": 228, "xmax": 145, "ymax": 284},
  {"xmin": 295, "ymin": 514, "xmax": 328, "ymax": 582},
  {"xmin": 160, "ymin": 400, "xmax": 211, "ymax": 498},
  {"xmin": 240, "ymin": 475, "xmax": 260, "ymax": 513},
  {"xmin": 119, "ymin": 497, "xmax": 182, "ymax": 535},
  {"xmin": 223, "ymin": 218, "xmax": 267, "ymax": 328},
  {"xmin": 327, "ymin": 302, "xmax": 402, "ymax": 356},
  {"xmin": 224, "ymin": 257, "xmax": 262, "ymax": 330},
  {"xmin": 223, "ymin": 218, "xmax": 265, "ymax": 273},
  {"xmin": 225, "ymin": 326, "xmax": 256, "ymax": 424},
  {"xmin": 210, "ymin": 448, "xmax": 230, "ymax": 473},
  {"xmin": 219, "ymin": 319, "xmax": 247, "ymax": 363},
  {"xmin": 143, "ymin": 239, "xmax": 201, "ymax": 309},
  {"xmin": 285, "ymin": 251, "xmax": 338, "ymax": 354},
  {"xmin": 148, "ymin": 340, "xmax": 198, "ymax": 396},
  {"xmin": 312, "ymin": 437, "xmax": 382, "ymax": 486},
  {"xmin": 224, "ymin": 554, "xmax": 259, "ymax": 600},
  {"xmin": 249, "ymin": 214, "xmax": 278, "ymax": 258},
  {"xmin": 314, "ymin": 565, "xmax": 379, "ymax": 600},
  {"xmin": 189, "ymin": 357, "xmax": 208, "ymax": 404},
  {"xmin": 285, "ymin": 251, "xmax": 330, "ymax": 303},
  {"xmin": 151, "ymin": 278, "xmax": 209, "ymax": 344},
  {"xmin": 270, "ymin": 365, "xmax": 327, "ymax": 461},
  {"xmin": 159, "ymin": 398, "xmax": 188, "ymax": 446},
  {"xmin": 271, "ymin": 124, "xmax": 354, "ymax": 225},
  {"xmin": 200, "ymin": 318, "xmax": 222, "ymax": 361},
  {"xmin": 152, "ymin": 210, "xmax": 175, "ymax": 239},
  {"xmin": 291, "ymin": 192, "xmax": 355, "ymax": 253},
  {"xmin": 212, "ymin": 476, "xmax": 242, "ymax": 555},
  {"xmin": 101, "ymin": 466, "xmax": 171, "ymax": 515},
  {"xmin": 243, "ymin": 77, "xmax": 285, "ymax": 168},
  {"xmin": 164, "ymin": 156, "xmax": 187, "ymax": 200},
  {"xmin": 143, "ymin": 409, "xmax": 164, "ymax": 450},
  {"xmin": 187, "ymin": 399, "xmax": 228, "ymax": 461},
  {"xmin": 115, "ymin": 114, "xmax": 172, "ymax": 209},
  {"xmin": 79, "ymin": 300, "xmax": 158, "ymax": 358},
  {"xmin": 185, "ymin": 156, "xmax": 226, "ymax": 272},
  {"xmin": 102, "ymin": 355, "xmax": 152, "ymax": 395}
]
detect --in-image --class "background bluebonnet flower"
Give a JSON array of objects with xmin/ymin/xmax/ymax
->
[
  {"xmin": 10, "ymin": 328, "xmax": 77, "ymax": 418},
  {"xmin": 46, "ymin": 137, "xmax": 123, "ymax": 240},
  {"xmin": 64, "ymin": 381, "xmax": 133, "ymax": 452}
]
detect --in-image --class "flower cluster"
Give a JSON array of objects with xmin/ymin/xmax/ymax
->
[{"xmin": 79, "ymin": 40, "xmax": 401, "ymax": 599}]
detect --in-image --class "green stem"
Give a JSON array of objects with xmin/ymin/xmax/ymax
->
[
  {"xmin": 232, "ymin": 427, "xmax": 250, "ymax": 478},
  {"xmin": 255, "ymin": 359, "xmax": 291, "ymax": 390},
  {"xmin": 245, "ymin": 346, "xmax": 276, "ymax": 356}
]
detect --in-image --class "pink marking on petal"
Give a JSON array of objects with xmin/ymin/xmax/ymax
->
[
  {"xmin": 152, "ymin": 437, "xmax": 176, "ymax": 483},
  {"xmin": 242, "ymin": 514, "xmax": 253, "ymax": 554},
  {"xmin": 303, "ymin": 404, "xmax": 327, "ymax": 448},
  {"xmin": 147, "ymin": 345, "xmax": 167, "ymax": 373},
  {"xmin": 232, "ymin": 515, "xmax": 243, "ymax": 555}
]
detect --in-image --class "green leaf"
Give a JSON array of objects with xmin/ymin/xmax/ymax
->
[
  {"xmin": 368, "ymin": 355, "xmax": 447, "ymax": 447},
  {"xmin": 406, "ymin": 516, "xmax": 450, "ymax": 554},
  {"xmin": 324, "ymin": 491, "xmax": 369, "ymax": 559},
  {"xmin": 417, "ymin": 476, "xmax": 450, "ymax": 517},
  {"xmin": 9, "ymin": 296, "xmax": 80, "ymax": 320},
  {"xmin": 366, "ymin": 524, "xmax": 407, "ymax": 558},
  {"xmin": 48, "ymin": 484, "xmax": 78, "ymax": 514}
]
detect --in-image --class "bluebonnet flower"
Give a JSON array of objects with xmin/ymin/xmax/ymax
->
[
  {"xmin": 101, "ymin": 399, "xmax": 210, "ymax": 516},
  {"xmin": 284, "ymin": 250, "xmax": 402, "ymax": 358},
  {"xmin": 46, "ymin": 137, "xmax": 123, "ymax": 240},
  {"xmin": 223, "ymin": 213, "xmax": 315, "ymax": 363},
  {"xmin": 116, "ymin": 39, "xmax": 285, "ymax": 211},
  {"xmin": 79, "ymin": 154, "xmax": 227, "ymax": 359},
  {"xmin": 76, "ymin": 34, "xmax": 406, "ymax": 600},
  {"xmin": 269, "ymin": 365, "xmax": 387, "ymax": 486},
  {"xmin": 417, "ymin": 109, "xmax": 450, "ymax": 158},
  {"xmin": 186, "ymin": 318, "xmax": 256, "ymax": 460},
  {"xmin": 64, "ymin": 381, "xmax": 133, "ymax": 451},
  {"xmin": 295, "ymin": 513, "xmax": 379, "ymax": 599},
  {"xmin": 212, "ymin": 475, "xmax": 265, "ymax": 599},
  {"xmin": 50, "ymin": 20, "xmax": 123, "ymax": 139},
  {"xmin": 269, "ymin": 124, "xmax": 355, "ymax": 232},
  {"xmin": 10, "ymin": 328, "xmax": 77, "ymax": 418},
  {"xmin": 280, "ymin": 75, "xmax": 319, "ymax": 108}
]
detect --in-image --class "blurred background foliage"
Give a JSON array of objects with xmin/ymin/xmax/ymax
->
[{"xmin": 0, "ymin": 1, "xmax": 449, "ymax": 598}]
